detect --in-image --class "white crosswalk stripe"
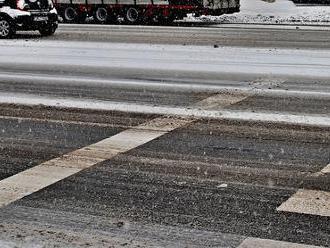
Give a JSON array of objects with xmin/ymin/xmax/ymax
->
[
  {"xmin": 0, "ymin": 117, "xmax": 193, "ymax": 208},
  {"xmin": 278, "ymin": 161, "xmax": 330, "ymax": 217},
  {"xmin": 0, "ymin": 94, "xmax": 247, "ymax": 208},
  {"xmin": 277, "ymin": 189, "xmax": 330, "ymax": 217},
  {"xmin": 238, "ymin": 238, "xmax": 325, "ymax": 248}
]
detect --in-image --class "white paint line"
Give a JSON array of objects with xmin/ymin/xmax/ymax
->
[
  {"xmin": 135, "ymin": 117, "xmax": 193, "ymax": 132},
  {"xmin": 0, "ymin": 92, "xmax": 239, "ymax": 207},
  {"xmin": 312, "ymin": 163, "xmax": 330, "ymax": 177},
  {"xmin": 220, "ymin": 111, "xmax": 330, "ymax": 127},
  {"xmin": 0, "ymin": 92, "xmax": 329, "ymax": 127},
  {"xmin": 238, "ymin": 237, "xmax": 324, "ymax": 248},
  {"xmin": 0, "ymin": 92, "xmax": 247, "ymax": 208},
  {"xmin": 277, "ymin": 189, "xmax": 330, "ymax": 217},
  {"xmin": 0, "ymin": 240, "xmax": 42, "ymax": 248},
  {"xmin": 0, "ymin": 165, "xmax": 80, "ymax": 207},
  {"xmin": 278, "ymin": 162, "xmax": 330, "ymax": 216},
  {"xmin": 195, "ymin": 93, "xmax": 249, "ymax": 110},
  {"xmin": 320, "ymin": 164, "xmax": 330, "ymax": 174},
  {"xmin": 0, "ymin": 117, "xmax": 193, "ymax": 208}
]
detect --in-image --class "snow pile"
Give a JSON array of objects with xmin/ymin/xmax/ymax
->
[{"xmin": 190, "ymin": 0, "xmax": 330, "ymax": 24}]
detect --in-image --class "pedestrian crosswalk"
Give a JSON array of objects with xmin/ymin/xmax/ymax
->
[
  {"xmin": 238, "ymin": 238, "xmax": 325, "ymax": 248},
  {"xmin": 278, "ymin": 163, "xmax": 330, "ymax": 217}
]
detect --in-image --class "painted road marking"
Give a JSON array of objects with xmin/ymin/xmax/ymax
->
[
  {"xmin": 320, "ymin": 164, "xmax": 330, "ymax": 174},
  {"xmin": 238, "ymin": 237, "xmax": 324, "ymax": 248},
  {"xmin": 312, "ymin": 163, "xmax": 330, "ymax": 177},
  {"xmin": 195, "ymin": 93, "xmax": 249, "ymax": 110},
  {"xmin": 277, "ymin": 189, "xmax": 330, "ymax": 217},
  {"xmin": 278, "ymin": 162, "xmax": 330, "ymax": 217},
  {"xmin": 0, "ymin": 117, "xmax": 193, "ymax": 208},
  {"xmin": 0, "ymin": 94, "xmax": 247, "ymax": 208},
  {"xmin": 1, "ymin": 92, "xmax": 330, "ymax": 127}
]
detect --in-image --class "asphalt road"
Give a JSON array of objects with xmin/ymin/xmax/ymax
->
[
  {"xmin": 0, "ymin": 105, "xmax": 329, "ymax": 247},
  {"xmin": 0, "ymin": 24, "xmax": 329, "ymax": 247},
  {"xmin": 37, "ymin": 24, "xmax": 330, "ymax": 49}
]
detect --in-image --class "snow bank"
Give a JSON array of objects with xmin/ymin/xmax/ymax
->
[{"xmin": 189, "ymin": 0, "xmax": 330, "ymax": 24}]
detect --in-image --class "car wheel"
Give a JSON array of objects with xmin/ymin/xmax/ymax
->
[{"xmin": 0, "ymin": 18, "xmax": 15, "ymax": 39}]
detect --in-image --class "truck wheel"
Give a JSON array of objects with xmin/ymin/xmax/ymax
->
[
  {"xmin": 0, "ymin": 18, "xmax": 15, "ymax": 39},
  {"xmin": 39, "ymin": 24, "xmax": 57, "ymax": 36},
  {"xmin": 124, "ymin": 7, "xmax": 140, "ymax": 24},
  {"xmin": 63, "ymin": 6, "xmax": 77, "ymax": 23},
  {"xmin": 94, "ymin": 7, "xmax": 108, "ymax": 24}
]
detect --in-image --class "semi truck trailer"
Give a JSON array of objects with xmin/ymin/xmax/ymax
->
[{"xmin": 54, "ymin": 0, "xmax": 240, "ymax": 24}]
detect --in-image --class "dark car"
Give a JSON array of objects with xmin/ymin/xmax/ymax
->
[{"xmin": 0, "ymin": 0, "xmax": 58, "ymax": 38}]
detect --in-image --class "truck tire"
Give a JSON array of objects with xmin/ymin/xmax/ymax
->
[
  {"xmin": 124, "ymin": 7, "xmax": 140, "ymax": 24},
  {"xmin": 63, "ymin": 6, "xmax": 78, "ymax": 23},
  {"xmin": 94, "ymin": 7, "xmax": 108, "ymax": 24},
  {"xmin": 0, "ymin": 18, "xmax": 15, "ymax": 39},
  {"xmin": 39, "ymin": 24, "xmax": 57, "ymax": 36}
]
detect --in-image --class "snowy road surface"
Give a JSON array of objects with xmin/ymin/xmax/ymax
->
[
  {"xmin": 197, "ymin": 0, "xmax": 330, "ymax": 24},
  {"xmin": 15, "ymin": 23, "xmax": 330, "ymax": 49},
  {"xmin": 0, "ymin": 26, "xmax": 329, "ymax": 247},
  {"xmin": 2, "ymin": 40, "xmax": 330, "ymax": 77}
]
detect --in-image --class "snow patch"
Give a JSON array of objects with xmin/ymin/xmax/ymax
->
[
  {"xmin": 0, "ymin": 7, "xmax": 30, "ymax": 18},
  {"xmin": 187, "ymin": 0, "xmax": 330, "ymax": 25}
]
